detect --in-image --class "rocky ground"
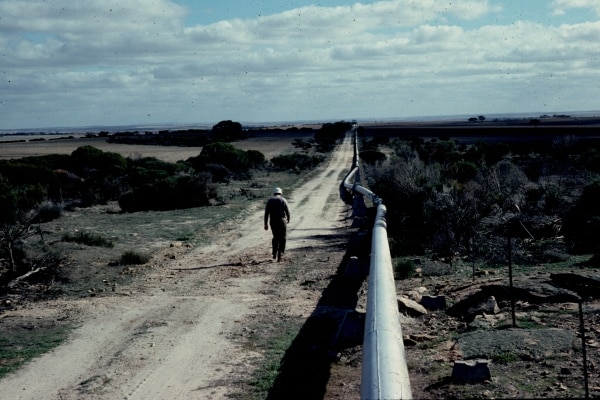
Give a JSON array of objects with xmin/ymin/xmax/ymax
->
[{"xmin": 397, "ymin": 262, "xmax": 600, "ymax": 399}]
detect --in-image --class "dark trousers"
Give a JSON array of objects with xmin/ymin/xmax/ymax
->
[{"xmin": 270, "ymin": 219, "xmax": 287, "ymax": 256}]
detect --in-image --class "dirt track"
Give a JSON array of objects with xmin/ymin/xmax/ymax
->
[{"xmin": 0, "ymin": 136, "xmax": 356, "ymax": 399}]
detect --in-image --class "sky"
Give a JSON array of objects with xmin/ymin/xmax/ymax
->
[{"xmin": 1, "ymin": 0, "xmax": 600, "ymax": 130}]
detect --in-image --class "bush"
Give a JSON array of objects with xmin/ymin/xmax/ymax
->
[
  {"xmin": 62, "ymin": 232, "xmax": 114, "ymax": 248},
  {"xmin": 359, "ymin": 150, "xmax": 387, "ymax": 165},
  {"xmin": 186, "ymin": 142, "xmax": 264, "ymax": 180},
  {"xmin": 71, "ymin": 145, "xmax": 127, "ymax": 175},
  {"xmin": 393, "ymin": 258, "xmax": 416, "ymax": 280},
  {"xmin": 33, "ymin": 201, "xmax": 63, "ymax": 223},
  {"xmin": 270, "ymin": 153, "xmax": 325, "ymax": 171},
  {"xmin": 314, "ymin": 121, "xmax": 351, "ymax": 151},
  {"xmin": 118, "ymin": 250, "xmax": 150, "ymax": 265},
  {"xmin": 118, "ymin": 172, "xmax": 216, "ymax": 212}
]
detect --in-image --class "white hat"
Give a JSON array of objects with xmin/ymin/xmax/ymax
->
[{"xmin": 274, "ymin": 187, "xmax": 283, "ymax": 195}]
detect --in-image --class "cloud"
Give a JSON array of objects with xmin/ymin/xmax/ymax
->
[
  {"xmin": 1, "ymin": 0, "xmax": 599, "ymax": 128},
  {"xmin": 551, "ymin": 0, "xmax": 600, "ymax": 16}
]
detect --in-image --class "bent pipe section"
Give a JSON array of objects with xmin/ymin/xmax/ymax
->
[{"xmin": 341, "ymin": 130, "xmax": 412, "ymax": 399}]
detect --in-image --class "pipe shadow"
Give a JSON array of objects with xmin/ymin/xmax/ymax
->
[{"xmin": 265, "ymin": 217, "xmax": 374, "ymax": 400}]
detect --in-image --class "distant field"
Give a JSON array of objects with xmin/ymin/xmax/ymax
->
[{"xmin": 0, "ymin": 130, "xmax": 314, "ymax": 162}]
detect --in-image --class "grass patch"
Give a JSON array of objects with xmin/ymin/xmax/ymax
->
[
  {"xmin": 244, "ymin": 318, "xmax": 302, "ymax": 399},
  {"xmin": 0, "ymin": 323, "xmax": 73, "ymax": 379},
  {"xmin": 62, "ymin": 231, "xmax": 114, "ymax": 248},
  {"xmin": 492, "ymin": 351, "xmax": 519, "ymax": 364}
]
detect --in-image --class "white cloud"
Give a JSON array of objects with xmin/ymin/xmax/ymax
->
[
  {"xmin": 0, "ymin": 0, "xmax": 599, "ymax": 128},
  {"xmin": 551, "ymin": 0, "xmax": 600, "ymax": 16}
]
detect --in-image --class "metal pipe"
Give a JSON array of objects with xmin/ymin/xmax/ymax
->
[
  {"xmin": 361, "ymin": 204, "xmax": 412, "ymax": 399},
  {"xmin": 341, "ymin": 127, "xmax": 412, "ymax": 399}
]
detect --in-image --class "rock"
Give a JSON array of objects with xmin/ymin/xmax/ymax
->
[
  {"xmin": 415, "ymin": 286, "xmax": 428, "ymax": 294},
  {"xmin": 467, "ymin": 296, "xmax": 500, "ymax": 318},
  {"xmin": 409, "ymin": 333, "xmax": 436, "ymax": 342},
  {"xmin": 468, "ymin": 313, "xmax": 507, "ymax": 330},
  {"xmin": 452, "ymin": 359, "xmax": 491, "ymax": 383},
  {"xmin": 421, "ymin": 294, "xmax": 447, "ymax": 311},
  {"xmin": 397, "ymin": 296, "xmax": 428, "ymax": 316},
  {"xmin": 405, "ymin": 290, "xmax": 422, "ymax": 303}
]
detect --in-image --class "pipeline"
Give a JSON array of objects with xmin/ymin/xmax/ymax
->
[{"xmin": 341, "ymin": 125, "xmax": 412, "ymax": 399}]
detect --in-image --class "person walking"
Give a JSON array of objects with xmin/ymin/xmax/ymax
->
[{"xmin": 264, "ymin": 187, "xmax": 290, "ymax": 261}]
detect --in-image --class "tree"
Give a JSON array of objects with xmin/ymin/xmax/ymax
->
[
  {"xmin": 212, "ymin": 120, "xmax": 245, "ymax": 142},
  {"xmin": 187, "ymin": 142, "xmax": 265, "ymax": 179},
  {"xmin": 0, "ymin": 176, "xmax": 46, "ymax": 274},
  {"xmin": 314, "ymin": 121, "xmax": 352, "ymax": 152}
]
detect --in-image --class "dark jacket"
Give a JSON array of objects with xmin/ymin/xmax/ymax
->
[{"xmin": 264, "ymin": 195, "xmax": 290, "ymax": 226}]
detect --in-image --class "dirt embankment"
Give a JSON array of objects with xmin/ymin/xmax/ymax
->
[{"xmin": 0, "ymin": 136, "xmax": 360, "ymax": 399}]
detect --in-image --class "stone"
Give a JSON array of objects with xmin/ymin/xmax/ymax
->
[
  {"xmin": 406, "ymin": 290, "xmax": 422, "ymax": 303},
  {"xmin": 468, "ymin": 313, "xmax": 507, "ymax": 330},
  {"xmin": 397, "ymin": 296, "xmax": 428, "ymax": 316},
  {"xmin": 452, "ymin": 359, "xmax": 492, "ymax": 383},
  {"xmin": 467, "ymin": 296, "xmax": 500, "ymax": 317}
]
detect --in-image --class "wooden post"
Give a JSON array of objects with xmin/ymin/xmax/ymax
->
[{"xmin": 579, "ymin": 300, "xmax": 589, "ymax": 399}]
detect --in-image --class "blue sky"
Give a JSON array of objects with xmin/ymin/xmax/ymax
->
[{"xmin": 1, "ymin": 0, "xmax": 600, "ymax": 130}]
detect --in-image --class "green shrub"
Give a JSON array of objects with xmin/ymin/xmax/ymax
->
[
  {"xmin": 314, "ymin": 121, "xmax": 351, "ymax": 151},
  {"xmin": 62, "ymin": 231, "xmax": 114, "ymax": 248},
  {"xmin": 71, "ymin": 145, "xmax": 127, "ymax": 175},
  {"xmin": 492, "ymin": 351, "xmax": 519, "ymax": 364},
  {"xmin": 270, "ymin": 153, "xmax": 325, "ymax": 171},
  {"xmin": 118, "ymin": 250, "xmax": 150, "ymax": 265},
  {"xmin": 359, "ymin": 150, "xmax": 387, "ymax": 165},
  {"xmin": 393, "ymin": 258, "xmax": 416, "ymax": 280},
  {"xmin": 188, "ymin": 142, "xmax": 263, "ymax": 175},
  {"xmin": 118, "ymin": 172, "xmax": 216, "ymax": 212},
  {"xmin": 33, "ymin": 201, "xmax": 63, "ymax": 223}
]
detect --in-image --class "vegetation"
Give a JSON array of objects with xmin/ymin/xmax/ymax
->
[
  {"xmin": 117, "ymin": 250, "xmax": 151, "ymax": 266},
  {"xmin": 314, "ymin": 121, "xmax": 352, "ymax": 151},
  {"xmin": 362, "ymin": 132, "xmax": 600, "ymax": 267},
  {"xmin": 393, "ymin": 258, "xmax": 416, "ymax": 280},
  {"xmin": 62, "ymin": 231, "xmax": 114, "ymax": 248},
  {"xmin": 0, "ymin": 323, "xmax": 73, "ymax": 379},
  {"xmin": 0, "ymin": 120, "xmax": 342, "ymax": 293},
  {"xmin": 270, "ymin": 153, "xmax": 325, "ymax": 172}
]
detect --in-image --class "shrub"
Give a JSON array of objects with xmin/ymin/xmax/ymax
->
[
  {"xmin": 118, "ymin": 172, "xmax": 216, "ymax": 212},
  {"xmin": 118, "ymin": 250, "xmax": 150, "ymax": 265},
  {"xmin": 62, "ymin": 232, "xmax": 114, "ymax": 248},
  {"xmin": 187, "ymin": 142, "xmax": 264, "ymax": 176},
  {"xmin": 314, "ymin": 121, "xmax": 351, "ymax": 151},
  {"xmin": 33, "ymin": 201, "xmax": 63, "ymax": 223},
  {"xmin": 270, "ymin": 153, "xmax": 325, "ymax": 171},
  {"xmin": 393, "ymin": 258, "xmax": 416, "ymax": 280},
  {"xmin": 359, "ymin": 150, "xmax": 387, "ymax": 165},
  {"xmin": 71, "ymin": 146, "xmax": 127, "ymax": 175}
]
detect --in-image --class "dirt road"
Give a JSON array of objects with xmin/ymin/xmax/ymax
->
[{"xmin": 0, "ymin": 135, "xmax": 356, "ymax": 399}]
